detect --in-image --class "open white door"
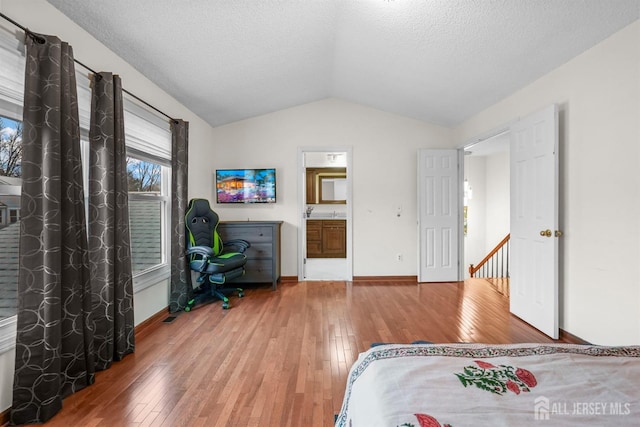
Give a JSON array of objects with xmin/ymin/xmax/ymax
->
[
  {"xmin": 418, "ymin": 149, "xmax": 459, "ymax": 282},
  {"xmin": 509, "ymin": 105, "xmax": 559, "ymax": 338}
]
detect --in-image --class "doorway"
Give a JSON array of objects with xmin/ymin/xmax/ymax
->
[
  {"xmin": 297, "ymin": 147, "xmax": 353, "ymax": 281},
  {"xmin": 462, "ymin": 132, "xmax": 511, "ymax": 283},
  {"xmin": 458, "ymin": 104, "xmax": 560, "ymax": 339}
]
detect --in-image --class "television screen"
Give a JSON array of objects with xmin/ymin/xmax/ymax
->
[{"xmin": 216, "ymin": 168, "xmax": 276, "ymax": 204}]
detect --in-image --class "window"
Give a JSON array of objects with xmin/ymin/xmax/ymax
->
[
  {"xmin": 126, "ymin": 155, "xmax": 170, "ymax": 276},
  {"xmin": 0, "ymin": 26, "xmax": 24, "ymax": 339},
  {"xmin": 0, "ymin": 116, "xmax": 22, "ymax": 178},
  {"xmin": 76, "ymin": 71, "xmax": 172, "ymax": 291},
  {"xmin": 0, "ymin": 115, "xmax": 22, "ymax": 323},
  {"xmin": 123, "ymin": 98, "xmax": 172, "ymax": 289},
  {"xmin": 0, "ymin": 24, "xmax": 172, "ymax": 341}
]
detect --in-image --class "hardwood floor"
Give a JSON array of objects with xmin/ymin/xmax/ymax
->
[{"xmin": 26, "ymin": 279, "xmax": 573, "ymax": 426}]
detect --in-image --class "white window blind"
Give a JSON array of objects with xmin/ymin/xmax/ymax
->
[
  {"xmin": 0, "ymin": 27, "xmax": 24, "ymax": 119},
  {"xmin": 74, "ymin": 73, "xmax": 171, "ymax": 163},
  {"xmin": 124, "ymin": 97, "xmax": 172, "ymax": 162},
  {"xmin": 76, "ymin": 70, "xmax": 92, "ymax": 134}
]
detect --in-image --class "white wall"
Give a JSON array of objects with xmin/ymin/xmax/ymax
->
[
  {"xmin": 454, "ymin": 21, "xmax": 640, "ymax": 345},
  {"xmin": 0, "ymin": 0, "xmax": 219, "ymax": 413},
  {"xmin": 464, "ymin": 156, "xmax": 487, "ymax": 275},
  {"xmin": 190, "ymin": 98, "xmax": 452, "ymax": 276},
  {"xmin": 484, "ymin": 151, "xmax": 510, "ymax": 248}
]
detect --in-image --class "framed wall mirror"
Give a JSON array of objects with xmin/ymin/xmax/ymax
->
[{"xmin": 306, "ymin": 167, "xmax": 347, "ymax": 204}]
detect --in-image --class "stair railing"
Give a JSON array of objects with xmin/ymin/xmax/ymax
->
[{"xmin": 469, "ymin": 233, "xmax": 510, "ymax": 279}]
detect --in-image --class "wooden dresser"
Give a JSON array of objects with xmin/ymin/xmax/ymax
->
[{"xmin": 217, "ymin": 221, "xmax": 282, "ymax": 290}]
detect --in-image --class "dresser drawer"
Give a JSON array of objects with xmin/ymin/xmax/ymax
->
[
  {"xmin": 245, "ymin": 242, "xmax": 273, "ymax": 259},
  {"xmin": 238, "ymin": 259, "xmax": 273, "ymax": 283},
  {"xmin": 218, "ymin": 221, "xmax": 282, "ymax": 290},
  {"xmin": 219, "ymin": 225, "xmax": 273, "ymax": 243}
]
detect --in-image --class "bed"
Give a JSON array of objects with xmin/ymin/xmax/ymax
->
[{"xmin": 335, "ymin": 343, "xmax": 640, "ymax": 426}]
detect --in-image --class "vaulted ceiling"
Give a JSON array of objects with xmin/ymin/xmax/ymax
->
[{"xmin": 46, "ymin": 0, "xmax": 640, "ymax": 128}]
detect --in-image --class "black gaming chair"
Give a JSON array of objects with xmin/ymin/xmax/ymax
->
[{"xmin": 184, "ymin": 198, "xmax": 250, "ymax": 310}]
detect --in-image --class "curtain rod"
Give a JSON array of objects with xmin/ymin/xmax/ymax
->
[{"xmin": 0, "ymin": 12, "xmax": 178, "ymax": 124}]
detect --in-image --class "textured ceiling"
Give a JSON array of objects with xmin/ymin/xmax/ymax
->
[{"xmin": 46, "ymin": 0, "xmax": 640, "ymax": 128}]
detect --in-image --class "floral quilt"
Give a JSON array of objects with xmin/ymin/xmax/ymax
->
[{"xmin": 334, "ymin": 343, "xmax": 640, "ymax": 426}]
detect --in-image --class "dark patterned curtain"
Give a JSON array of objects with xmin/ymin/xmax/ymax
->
[
  {"xmin": 168, "ymin": 120, "xmax": 191, "ymax": 312},
  {"xmin": 11, "ymin": 34, "xmax": 95, "ymax": 424},
  {"xmin": 88, "ymin": 72, "xmax": 135, "ymax": 370}
]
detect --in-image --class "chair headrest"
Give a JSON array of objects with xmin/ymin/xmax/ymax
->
[
  {"xmin": 185, "ymin": 199, "xmax": 221, "ymax": 249},
  {"xmin": 186, "ymin": 199, "xmax": 219, "ymax": 226},
  {"xmin": 189, "ymin": 199, "xmax": 213, "ymax": 217}
]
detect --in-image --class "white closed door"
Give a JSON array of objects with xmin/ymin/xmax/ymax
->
[
  {"xmin": 418, "ymin": 149, "xmax": 459, "ymax": 282},
  {"xmin": 509, "ymin": 105, "xmax": 559, "ymax": 338}
]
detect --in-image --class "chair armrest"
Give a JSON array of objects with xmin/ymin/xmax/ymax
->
[
  {"xmin": 224, "ymin": 239, "xmax": 251, "ymax": 253},
  {"xmin": 186, "ymin": 246, "xmax": 214, "ymax": 258}
]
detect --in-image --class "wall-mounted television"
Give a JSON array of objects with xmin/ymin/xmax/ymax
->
[{"xmin": 216, "ymin": 168, "xmax": 276, "ymax": 204}]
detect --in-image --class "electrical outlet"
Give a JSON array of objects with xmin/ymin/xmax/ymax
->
[{"xmin": 396, "ymin": 253, "xmax": 402, "ymax": 261}]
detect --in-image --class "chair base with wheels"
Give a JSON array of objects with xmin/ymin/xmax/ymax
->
[
  {"xmin": 184, "ymin": 198, "xmax": 251, "ymax": 310},
  {"xmin": 184, "ymin": 282, "xmax": 244, "ymax": 311},
  {"xmin": 185, "ymin": 268, "xmax": 245, "ymax": 311}
]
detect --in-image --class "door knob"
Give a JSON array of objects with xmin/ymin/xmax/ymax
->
[
  {"xmin": 539, "ymin": 229, "xmax": 552, "ymax": 237},
  {"xmin": 555, "ymin": 230, "xmax": 563, "ymax": 237}
]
